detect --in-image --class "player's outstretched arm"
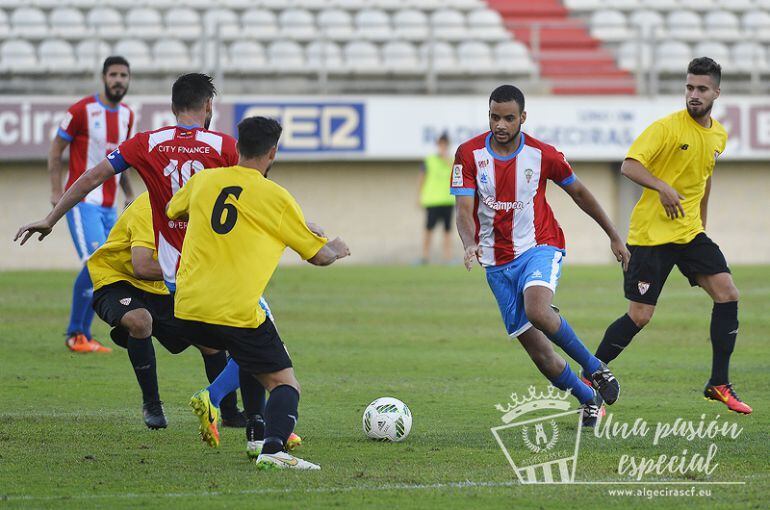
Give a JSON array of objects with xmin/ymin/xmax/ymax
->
[
  {"xmin": 455, "ymin": 195, "xmax": 480, "ymax": 271},
  {"xmin": 621, "ymin": 158, "xmax": 684, "ymax": 219},
  {"xmin": 562, "ymin": 179, "xmax": 631, "ymax": 271},
  {"xmin": 308, "ymin": 237, "xmax": 350, "ymax": 266},
  {"xmin": 131, "ymin": 246, "xmax": 163, "ymax": 281},
  {"xmin": 15, "ymin": 159, "xmax": 116, "ymax": 245}
]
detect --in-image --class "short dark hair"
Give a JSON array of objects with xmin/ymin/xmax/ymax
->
[
  {"xmin": 237, "ymin": 116, "xmax": 283, "ymax": 159},
  {"xmin": 489, "ymin": 85, "xmax": 525, "ymax": 113},
  {"xmin": 172, "ymin": 73, "xmax": 217, "ymax": 112},
  {"xmin": 437, "ymin": 132, "xmax": 450, "ymax": 144},
  {"xmin": 687, "ymin": 57, "xmax": 721, "ymax": 86},
  {"xmin": 102, "ymin": 56, "xmax": 130, "ymax": 75}
]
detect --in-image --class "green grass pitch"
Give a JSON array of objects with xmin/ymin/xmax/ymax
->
[{"xmin": 0, "ymin": 266, "xmax": 767, "ymax": 509}]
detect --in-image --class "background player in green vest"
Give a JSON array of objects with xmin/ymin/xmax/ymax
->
[{"xmin": 418, "ymin": 133, "xmax": 455, "ymax": 264}]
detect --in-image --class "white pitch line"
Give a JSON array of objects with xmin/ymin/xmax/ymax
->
[
  {"xmin": 1, "ymin": 479, "xmax": 749, "ymax": 502},
  {"xmin": 2, "ymin": 481, "xmax": 516, "ymax": 502}
]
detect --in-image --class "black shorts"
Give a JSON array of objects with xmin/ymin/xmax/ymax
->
[
  {"xmin": 177, "ymin": 317, "xmax": 292, "ymax": 375},
  {"xmin": 92, "ymin": 281, "xmax": 192, "ymax": 354},
  {"xmin": 426, "ymin": 205, "xmax": 453, "ymax": 231},
  {"xmin": 624, "ymin": 233, "xmax": 730, "ymax": 305}
]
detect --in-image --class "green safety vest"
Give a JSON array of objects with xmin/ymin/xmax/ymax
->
[{"xmin": 420, "ymin": 154, "xmax": 456, "ymax": 207}]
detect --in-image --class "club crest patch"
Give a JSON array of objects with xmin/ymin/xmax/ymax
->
[
  {"xmin": 120, "ymin": 297, "xmax": 132, "ymax": 306},
  {"xmin": 637, "ymin": 281, "xmax": 650, "ymax": 295}
]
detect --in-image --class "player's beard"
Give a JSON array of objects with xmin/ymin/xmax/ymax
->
[
  {"xmin": 264, "ymin": 162, "xmax": 273, "ymax": 177},
  {"xmin": 686, "ymin": 100, "xmax": 712, "ymax": 121},
  {"xmin": 104, "ymin": 83, "xmax": 127, "ymax": 103},
  {"xmin": 493, "ymin": 125, "xmax": 521, "ymax": 147},
  {"xmin": 204, "ymin": 112, "xmax": 212, "ymax": 130}
]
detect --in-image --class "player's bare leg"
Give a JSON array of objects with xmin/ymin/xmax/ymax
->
[
  {"xmin": 121, "ymin": 308, "xmax": 166, "ymax": 429},
  {"xmin": 696, "ymin": 273, "xmax": 751, "ymax": 414},
  {"xmin": 442, "ymin": 229, "xmax": 453, "ymax": 264},
  {"xmin": 421, "ymin": 229, "xmax": 432, "ymax": 264},
  {"xmin": 524, "ymin": 285, "xmax": 620, "ymax": 405}
]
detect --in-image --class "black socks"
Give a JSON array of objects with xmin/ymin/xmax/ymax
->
[
  {"xmin": 262, "ymin": 385, "xmax": 300, "ymax": 455},
  {"xmin": 709, "ymin": 301, "xmax": 738, "ymax": 386},
  {"xmin": 595, "ymin": 314, "xmax": 642, "ymax": 364},
  {"xmin": 127, "ymin": 336, "xmax": 159, "ymax": 403},
  {"xmin": 240, "ymin": 370, "xmax": 267, "ymax": 418}
]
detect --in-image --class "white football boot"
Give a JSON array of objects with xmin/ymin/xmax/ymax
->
[{"xmin": 255, "ymin": 451, "xmax": 320, "ymax": 471}]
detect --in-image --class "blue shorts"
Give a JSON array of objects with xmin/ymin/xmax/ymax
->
[
  {"xmin": 485, "ymin": 246, "xmax": 564, "ymax": 337},
  {"xmin": 65, "ymin": 202, "xmax": 117, "ymax": 263}
]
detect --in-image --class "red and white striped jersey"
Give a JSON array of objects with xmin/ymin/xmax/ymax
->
[
  {"xmin": 107, "ymin": 125, "xmax": 239, "ymax": 289},
  {"xmin": 57, "ymin": 94, "xmax": 134, "ymax": 208},
  {"xmin": 450, "ymin": 132, "xmax": 576, "ymax": 267}
]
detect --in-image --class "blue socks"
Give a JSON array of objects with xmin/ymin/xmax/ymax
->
[
  {"xmin": 546, "ymin": 317, "xmax": 601, "ymax": 375},
  {"xmin": 550, "ymin": 362, "xmax": 594, "ymax": 404},
  {"xmin": 67, "ymin": 265, "xmax": 94, "ymax": 338},
  {"xmin": 207, "ymin": 357, "xmax": 240, "ymax": 407}
]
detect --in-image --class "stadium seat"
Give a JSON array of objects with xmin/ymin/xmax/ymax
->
[
  {"xmin": 191, "ymin": 40, "xmax": 228, "ymax": 70},
  {"xmin": 86, "ymin": 8, "xmax": 124, "ymax": 38},
  {"xmin": 343, "ymin": 40, "xmax": 381, "ymax": 72},
  {"xmin": 420, "ymin": 41, "xmax": 457, "ymax": 72},
  {"xmin": 590, "ymin": 10, "xmax": 629, "ymax": 42},
  {"xmin": 692, "ymin": 41, "xmax": 730, "ymax": 64},
  {"xmin": 165, "ymin": 8, "xmax": 201, "ymax": 39},
  {"xmin": 679, "ymin": 0, "xmax": 717, "ymax": 10},
  {"xmin": 10, "ymin": 7, "xmax": 47, "ymax": 39},
  {"xmin": 296, "ymin": 0, "xmax": 331, "ymax": 9},
  {"xmin": 204, "ymin": 9, "xmax": 239, "ymax": 40},
  {"xmin": 279, "ymin": 9, "xmax": 317, "ymax": 42},
  {"xmin": 223, "ymin": 0, "xmax": 256, "ymax": 8},
  {"xmin": 267, "ymin": 40, "xmax": 306, "ymax": 71},
  {"xmin": 49, "ymin": 8, "xmax": 87, "ymax": 39},
  {"xmin": 333, "ymin": 0, "xmax": 369, "ymax": 10},
  {"xmin": 641, "ymin": 0, "xmax": 680, "ymax": 10},
  {"xmin": 227, "ymin": 40, "xmax": 266, "ymax": 72},
  {"xmin": 716, "ymin": 0, "xmax": 755, "ymax": 12},
  {"xmin": 355, "ymin": 9, "xmax": 391, "ymax": 42},
  {"xmin": 39, "ymin": 39, "xmax": 77, "ymax": 71},
  {"xmin": 466, "ymin": 9, "xmax": 509, "ymax": 42},
  {"xmin": 318, "ymin": 10, "xmax": 355, "ymax": 41},
  {"xmin": 731, "ymin": 42, "xmax": 767, "ymax": 72},
  {"xmin": 0, "ymin": 39, "xmax": 38, "ymax": 71},
  {"xmin": 563, "ymin": 0, "xmax": 604, "ymax": 11},
  {"xmin": 153, "ymin": 39, "xmax": 191, "ymax": 72},
  {"xmin": 431, "ymin": 9, "xmax": 466, "ymax": 41},
  {"xmin": 605, "ymin": 0, "xmax": 643, "ymax": 10},
  {"xmin": 393, "ymin": 9, "xmax": 429, "ymax": 42},
  {"xmin": 410, "ymin": 0, "xmax": 444, "ymax": 9},
  {"xmin": 616, "ymin": 40, "xmax": 653, "ymax": 71},
  {"xmin": 742, "ymin": 11, "xmax": 770, "ymax": 42},
  {"xmin": 457, "ymin": 40, "xmax": 493, "ymax": 70},
  {"xmin": 666, "ymin": 10, "xmax": 704, "ymax": 41},
  {"xmin": 655, "ymin": 40, "xmax": 691, "ymax": 72},
  {"xmin": 112, "ymin": 39, "xmax": 152, "ymax": 70},
  {"xmin": 75, "ymin": 39, "xmax": 111, "ymax": 69},
  {"xmin": 493, "ymin": 41, "xmax": 535, "ymax": 72},
  {"xmin": 703, "ymin": 11, "xmax": 741, "ymax": 41},
  {"xmin": 382, "ymin": 41, "xmax": 421, "ymax": 72},
  {"xmin": 125, "ymin": 8, "xmax": 164, "ymax": 39},
  {"xmin": 628, "ymin": 10, "xmax": 665, "ymax": 38},
  {"xmin": 446, "ymin": 0, "xmax": 485, "ymax": 10},
  {"xmin": 242, "ymin": 10, "xmax": 279, "ymax": 41},
  {"xmin": 371, "ymin": 0, "xmax": 406, "ymax": 10},
  {"xmin": 0, "ymin": 9, "xmax": 9, "ymax": 39},
  {"xmin": 305, "ymin": 41, "xmax": 344, "ymax": 71}
]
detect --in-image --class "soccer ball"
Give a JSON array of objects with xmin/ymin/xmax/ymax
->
[{"xmin": 362, "ymin": 397, "xmax": 412, "ymax": 442}]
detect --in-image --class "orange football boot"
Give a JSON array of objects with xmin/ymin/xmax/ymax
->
[
  {"xmin": 87, "ymin": 337, "xmax": 112, "ymax": 353},
  {"xmin": 704, "ymin": 383, "xmax": 752, "ymax": 415},
  {"xmin": 66, "ymin": 333, "xmax": 95, "ymax": 353}
]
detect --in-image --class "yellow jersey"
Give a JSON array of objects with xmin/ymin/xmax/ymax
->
[
  {"xmin": 167, "ymin": 165, "xmax": 327, "ymax": 328},
  {"xmin": 626, "ymin": 109, "xmax": 727, "ymax": 246},
  {"xmin": 87, "ymin": 192, "xmax": 168, "ymax": 295}
]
